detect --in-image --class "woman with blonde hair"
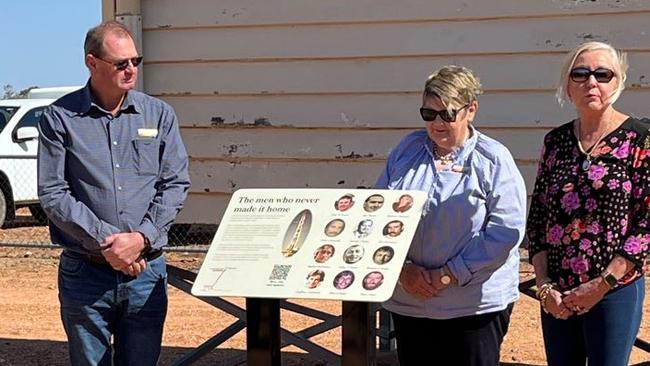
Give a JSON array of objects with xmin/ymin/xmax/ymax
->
[{"xmin": 527, "ymin": 41, "xmax": 648, "ymax": 365}]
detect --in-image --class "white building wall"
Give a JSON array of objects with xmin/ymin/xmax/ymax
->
[{"xmin": 134, "ymin": 0, "xmax": 650, "ymax": 224}]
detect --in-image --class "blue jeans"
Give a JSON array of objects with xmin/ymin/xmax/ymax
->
[
  {"xmin": 58, "ymin": 250, "xmax": 168, "ymax": 366},
  {"xmin": 541, "ymin": 276, "xmax": 644, "ymax": 366}
]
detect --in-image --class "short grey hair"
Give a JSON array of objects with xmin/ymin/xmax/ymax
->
[
  {"xmin": 556, "ymin": 41, "xmax": 628, "ymax": 106},
  {"xmin": 84, "ymin": 20, "xmax": 134, "ymax": 57},
  {"xmin": 424, "ymin": 65, "xmax": 483, "ymax": 112}
]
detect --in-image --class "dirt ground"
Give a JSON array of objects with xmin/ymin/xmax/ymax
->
[{"xmin": 1, "ymin": 247, "xmax": 649, "ymax": 366}]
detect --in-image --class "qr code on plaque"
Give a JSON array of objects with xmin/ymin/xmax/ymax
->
[{"xmin": 269, "ymin": 264, "xmax": 292, "ymax": 281}]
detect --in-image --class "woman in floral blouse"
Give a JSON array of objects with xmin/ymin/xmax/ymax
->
[{"xmin": 527, "ymin": 41, "xmax": 647, "ymax": 366}]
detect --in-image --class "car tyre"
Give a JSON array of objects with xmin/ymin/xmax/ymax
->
[{"xmin": 0, "ymin": 189, "xmax": 7, "ymax": 229}]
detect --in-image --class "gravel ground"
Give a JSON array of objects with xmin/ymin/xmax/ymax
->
[{"xmin": 0, "ymin": 246, "xmax": 649, "ymax": 365}]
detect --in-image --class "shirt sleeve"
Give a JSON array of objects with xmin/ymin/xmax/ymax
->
[
  {"xmin": 375, "ymin": 131, "xmax": 421, "ymax": 189},
  {"xmin": 526, "ymin": 134, "xmax": 553, "ymax": 262},
  {"xmin": 375, "ymin": 150, "xmax": 393, "ymax": 189},
  {"xmin": 37, "ymin": 107, "xmax": 121, "ymax": 251},
  {"xmin": 446, "ymin": 149, "xmax": 527, "ymax": 286},
  {"xmin": 134, "ymin": 104, "xmax": 191, "ymax": 249},
  {"xmin": 617, "ymin": 131, "xmax": 650, "ymax": 268}
]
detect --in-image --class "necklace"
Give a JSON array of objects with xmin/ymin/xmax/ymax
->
[
  {"xmin": 575, "ymin": 118, "xmax": 611, "ymax": 171},
  {"xmin": 433, "ymin": 145, "xmax": 454, "ymax": 166}
]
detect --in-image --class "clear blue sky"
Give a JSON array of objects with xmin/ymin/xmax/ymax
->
[{"xmin": 0, "ymin": 1, "xmax": 102, "ymax": 92}]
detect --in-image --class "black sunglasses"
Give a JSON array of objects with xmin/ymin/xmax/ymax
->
[
  {"xmin": 94, "ymin": 55, "xmax": 143, "ymax": 71},
  {"xmin": 420, "ymin": 105, "xmax": 468, "ymax": 123},
  {"xmin": 569, "ymin": 67, "xmax": 615, "ymax": 83}
]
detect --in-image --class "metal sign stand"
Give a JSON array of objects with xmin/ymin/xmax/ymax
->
[{"xmin": 246, "ymin": 298, "xmax": 281, "ymax": 365}]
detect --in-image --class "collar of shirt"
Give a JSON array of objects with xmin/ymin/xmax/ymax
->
[{"xmin": 76, "ymin": 80, "xmax": 142, "ymax": 116}]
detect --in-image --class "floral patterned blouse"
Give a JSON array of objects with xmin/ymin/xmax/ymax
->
[{"xmin": 527, "ymin": 117, "xmax": 650, "ymax": 291}]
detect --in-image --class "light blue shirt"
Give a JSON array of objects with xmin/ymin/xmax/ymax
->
[{"xmin": 376, "ymin": 127, "xmax": 526, "ymax": 319}]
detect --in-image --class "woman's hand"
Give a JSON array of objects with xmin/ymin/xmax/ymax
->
[
  {"xmin": 399, "ymin": 263, "xmax": 437, "ymax": 299},
  {"xmin": 562, "ymin": 277, "xmax": 608, "ymax": 315},
  {"xmin": 544, "ymin": 288, "xmax": 573, "ymax": 320},
  {"xmin": 427, "ymin": 266, "xmax": 455, "ymax": 292}
]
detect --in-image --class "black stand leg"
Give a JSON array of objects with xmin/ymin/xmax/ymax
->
[
  {"xmin": 246, "ymin": 298, "xmax": 282, "ymax": 366},
  {"xmin": 342, "ymin": 301, "xmax": 375, "ymax": 366}
]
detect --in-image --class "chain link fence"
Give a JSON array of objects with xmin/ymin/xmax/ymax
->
[
  {"xmin": 0, "ymin": 167, "xmax": 216, "ymax": 250},
  {"xmin": 0, "ymin": 215, "xmax": 216, "ymax": 252}
]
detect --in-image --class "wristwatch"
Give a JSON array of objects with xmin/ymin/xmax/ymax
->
[
  {"xmin": 440, "ymin": 267, "xmax": 451, "ymax": 286},
  {"xmin": 600, "ymin": 271, "xmax": 618, "ymax": 289}
]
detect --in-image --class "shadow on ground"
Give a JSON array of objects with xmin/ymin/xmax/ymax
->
[
  {"xmin": 0, "ymin": 338, "xmax": 362, "ymax": 366},
  {"xmin": 2, "ymin": 339, "xmax": 649, "ymax": 366}
]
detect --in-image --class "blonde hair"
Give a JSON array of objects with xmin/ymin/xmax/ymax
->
[
  {"xmin": 556, "ymin": 41, "xmax": 628, "ymax": 106},
  {"xmin": 424, "ymin": 65, "xmax": 483, "ymax": 112}
]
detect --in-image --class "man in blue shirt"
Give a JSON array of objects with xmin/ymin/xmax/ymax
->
[{"xmin": 38, "ymin": 20, "xmax": 190, "ymax": 366}]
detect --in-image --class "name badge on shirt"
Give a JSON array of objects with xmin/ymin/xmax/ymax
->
[
  {"xmin": 137, "ymin": 128, "xmax": 158, "ymax": 139},
  {"xmin": 451, "ymin": 164, "xmax": 467, "ymax": 174}
]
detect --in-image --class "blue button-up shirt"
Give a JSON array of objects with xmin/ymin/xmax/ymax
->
[
  {"xmin": 376, "ymin": 128, "xmax": 526, "ymax": 318},
  {"xmin": 38, "ymin": 83, "xmax": 191, "ymax": 254}
]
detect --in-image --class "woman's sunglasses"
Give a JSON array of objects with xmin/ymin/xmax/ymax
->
[
  {"xmin": 569, "ymin": 67, "xmax": 615, "ymax": 83},
  {"xmin": 94, "ymin": 55, "xmax": 144, "ymax": 71},
  {"xmin": 420, "ymin": 105, "xmax": 468, "ymax": 123}
]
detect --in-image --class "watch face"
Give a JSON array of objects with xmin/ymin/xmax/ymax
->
[
  {"xmin": 441, "ymin": 275, "xmax": 451, "ymax": 285},
  {"xmin": 603, "ymin": 273, "xmax": 617, "ymax": 288}
]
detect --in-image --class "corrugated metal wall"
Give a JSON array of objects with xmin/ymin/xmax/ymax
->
[{"xmin": 138, "ymin": 0, "xmax": 650, "ymax": 224}]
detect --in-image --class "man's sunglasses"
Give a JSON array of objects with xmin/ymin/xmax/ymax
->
[
  {"xmin": 94, "ymin": 55, "xmax": 143, "ymax": 71},
  {"xmin": 420, "ymin": 105, "xmax": 468, "ymax": 123},
  {"xmin": 569, "ymin": 67, "xmax": 615, "ymax": 83}
]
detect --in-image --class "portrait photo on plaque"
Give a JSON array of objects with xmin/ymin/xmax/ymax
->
[
  {"xmin": 334, "ymin": 194, "xmax": 355, "ymax": 212},
  {"xmin": 392, "ymin": 194, "xmax": 414, "ymax": 213},
  {"xmin": 324, "ymin": 218, "xmax": 345, "ymax": 237},
  {"xmin": 342, "ymin": 244, "xmax": 365, "ymax": 264},
  {"xmin": 333, "ymin": 270, "xmax": 355, "ymax": 290},
  {"xmin": 305, "ymin": 269, "xmax": 325, "ymax": 289},
  {"xmin": 313, "ymin": 244, "xmax": 336, "ymax": 264},
  {"xmin": 363, "ymin": 194, "xmax": 385, "ymax": 212},
  {"xmin": 373, "ymin": 246, "xmax": 395, "ymax": 265},
  {"xmin": 362, "ymin": 271, "xmax": 384, "ymax": 291},
  {"xmin": 352, "ymin": 219, "xmax": 374, "ymax": 239},
  {"xmin": 383, "ymin": 220, "xmax": 404, "ymax": 238}
]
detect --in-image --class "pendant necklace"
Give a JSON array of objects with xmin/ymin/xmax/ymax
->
[
  {"xmin": 437, "ymin": 153, "xmax": 454, "ymax": 165},
  {"xmin": 433, "ymin": 145, "xmax": 454, "ymax": 166},
  {"xmin": 575, "ymin": 118, "xmax": 611, "ymax": 171}
]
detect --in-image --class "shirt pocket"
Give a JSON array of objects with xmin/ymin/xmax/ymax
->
[
  {"xmin": 144, "ymin": 255, "xmax": 168, "ymax": 281},
  {"xmin": 132, "ymin": 139, "xmax": 160, "ymax": 175}
]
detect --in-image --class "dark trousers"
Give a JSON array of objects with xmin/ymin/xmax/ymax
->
[
  {"xmin": 391, "ymin": 303, "xmax": 514, "ymax": 366},
  {"xmin": 541, "ymin": 276, "xmax": 644, "ymax": 366}
]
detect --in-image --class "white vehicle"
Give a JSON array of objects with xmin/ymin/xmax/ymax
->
[{"xmin": 0, "ymin": 86, "xmax": 80, "ymax": 227}]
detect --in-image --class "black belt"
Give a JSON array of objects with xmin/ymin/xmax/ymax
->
[{"xmin": 86, "ymin": 250, "xmax": 163, "ymax": 267}]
